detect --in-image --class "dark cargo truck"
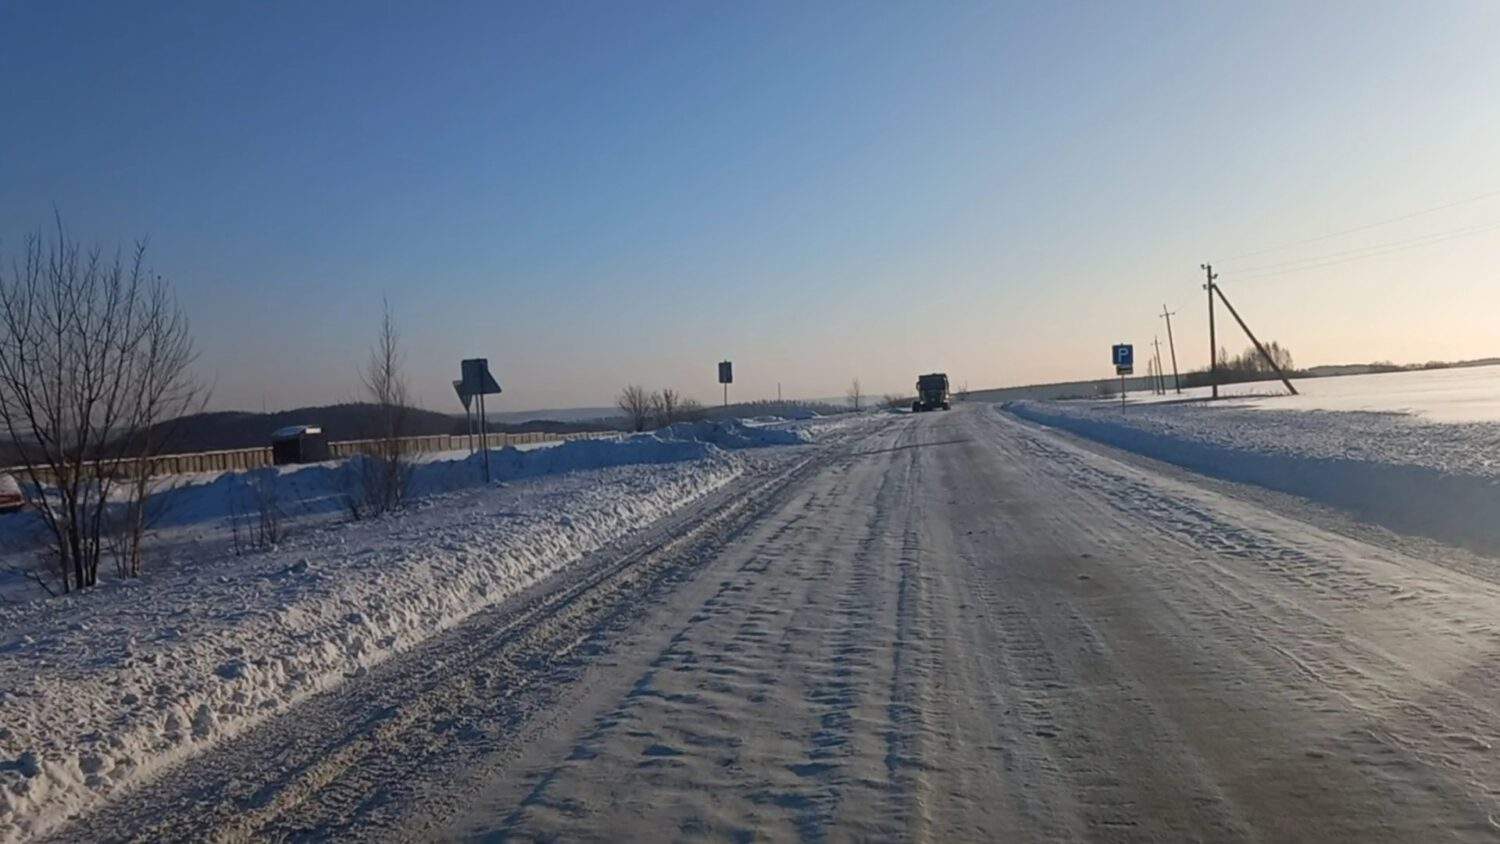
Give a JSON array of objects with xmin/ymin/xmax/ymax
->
[{"xmin": 912, "ymin": 373, "xmax": 951, "ymax": 412}]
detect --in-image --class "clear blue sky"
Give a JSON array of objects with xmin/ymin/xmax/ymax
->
[{"xmin": 4, "ymin": 1, "xmax": 1499, "ymax": 411}]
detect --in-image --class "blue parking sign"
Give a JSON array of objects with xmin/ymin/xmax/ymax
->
[{"xmin": 1112, "ymin": 343, "xmax": 1134, "ymax": 374}]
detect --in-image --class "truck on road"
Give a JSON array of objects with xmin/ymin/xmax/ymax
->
[{"xmin": 912, "ymin": 373, "xmax": 951, "ymax": 412}]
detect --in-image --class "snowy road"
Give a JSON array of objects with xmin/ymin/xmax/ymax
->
[{"xmin": 47, "ymin": 407, "xmax": 1500, "ymax": 842}]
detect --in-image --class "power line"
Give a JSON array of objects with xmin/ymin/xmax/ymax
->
[
  {"xmin": 1222, "ymin": 219, "xmax": 1500, "ymax": 281},
  {"xmin": 1226, "ymin": 219, "xmax": 1500, "ymax": 274},
  {"xmin": 1223, "ymin": 188, "xmax": 1500, "ymax": 262}
]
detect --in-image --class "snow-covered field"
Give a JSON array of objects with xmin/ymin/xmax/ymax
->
[
  {"xmin": 1131, "ymin": 363, "xmax": 1500, "ymax": 423},
  {"xmin": 0, "ymin": 416, "xmax": 869, "ymax": 842},
  {"xmin": 1005, "ymin": 386, "xmax": 1500, "ymax": 556}
]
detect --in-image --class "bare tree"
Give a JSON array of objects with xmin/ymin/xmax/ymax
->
[
  {"xmin": 618, "ymin": 385, "xmax": 652, "ymax": 432},
  {"xmin": 652, "ymin": 388, "xmax": 686, "ymax": 427},
  {"xmin": 956, "ymin": 382, "xmax": 970, "ymax": 402},
  {"xmin": 345, "ymin": 300, "xmax": 411, "ymax": 518},
  {"xmin": 0, "ymin": 219, "xmax": 203, "ymax": 590},
  {"xmin": 677, "ymin": 397, "xmax": 706, "ymax": 422},
  {"xmin": 846, "ymin": 378, "xmax": 864, "ymax": 411},
  {"xmin": 1224, "ymin": 341, "xmax": 1294, "ymax": 376}
]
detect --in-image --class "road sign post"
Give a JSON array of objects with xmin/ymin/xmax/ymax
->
[
  {"xmin": 1112, "ymin": 343, "xmax": 1134, "ymax": 410},
  {"xmin": 718, "ymin": 361, "xmax": 733, "ymax": 407},
  {"xmin": 459, "ymin": 359, "xmax": 503, "ymax": 483},
  {"xmin": 452, "ymin": 380, "xmax": 474, "ymax": 453}
]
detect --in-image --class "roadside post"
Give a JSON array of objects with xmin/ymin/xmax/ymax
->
[
  {"xmin": 452, "ymin": 380, "xmax": 474, "ymax": 453},
  {"xmin": 459, "ymin": 359, "xmax": 503, "ymax": 483},
  {"xmin": 1113, "ymin": 343, "xmax": 1134, "ymax": 410},
  {"xmin": 718, "ymin": 360, "xmax": 733, "ymax": 407}
]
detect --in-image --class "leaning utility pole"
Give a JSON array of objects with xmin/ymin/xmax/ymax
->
[
  {"xmin": 1201, "ymin": 264, "xmax": 1218, "ymax": 399},
  {"xmin": 1211, "ymin": 282, "xmax": 1299, "ymax": 395},
  {"xmin": 1160, "ymin": 305, "xmax": 1181, "ymax": 394}
]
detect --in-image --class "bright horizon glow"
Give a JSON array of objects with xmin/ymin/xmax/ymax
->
[{"xmin": 3, "ymin": 2, "xmax": 1499, "ymax": 413}]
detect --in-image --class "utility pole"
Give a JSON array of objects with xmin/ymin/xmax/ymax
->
[
  {"xmin": 1201, "ymin": 263, "xmax": 1218, "ymax": 399},
  {"xmin": 1211, "ymin": 282, "xmax": 1300, "ymax": 396},
  {"xmin": 1160, "ymin": 305, "xmax": 1181, "ymax": 394},
  {"xmin": 1153, "ymin": 336, "xmax": 1166, "ymax": 394},
  {"xmin": 777, "ymin": 382, "xmax": 782, "ymax": 403}
]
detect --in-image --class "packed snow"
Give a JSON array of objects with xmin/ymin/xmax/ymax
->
[
  {"xmin": 1004, "ymin": 398, "xmax": 1500, "ymax": 556},
  {"xmin": 1128, "ymin": 364, "xmax": 1500, "ymax": 423},
  {"xmin": 0, "ymin": 419, "xmax": 835, "ymax": 842},
  {"xmin": 655, "ymin": 418, "xmax": 810, "ymax": 449}
]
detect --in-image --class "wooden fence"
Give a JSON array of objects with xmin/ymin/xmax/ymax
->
[{"xmin": 1, "ymin": 429, "xmax": 617, "ymax": 482}]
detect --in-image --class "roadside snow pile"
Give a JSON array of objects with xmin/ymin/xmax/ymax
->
[
  {"xmin": 0, "ymin": 449, "xmax": 740, "ymax": 841},
  {"xmin": 656, "ymin": 419, "xmax": 810, "ymax": 449},
  {"xmin": 411, "ymin": 436, "xmax": 713, "ymax": 495},
  {"xmin": 125, "ymin": 436, "xmax": 713, "ymax": 531},
  {"xmin": 0, "ymin": 471, "xmax": 21, "ymax": 512},
  {"xmin": 1004, "ymin": 400, "xmax": 1500, "ymax": 556},
  {"xmin": 1, "ymin": 426, "xmax": 804, "ymax": 561}
]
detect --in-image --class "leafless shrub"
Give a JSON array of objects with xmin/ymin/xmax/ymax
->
[
  {"xmin": 882, "ymin": 393, "xmax": 911, "ymax": 410},
  {"xmin": 0, "ymin": 218, "xmax": 203, "ymax": 591},
  {"xmin": 618, "ymin": 385, "xmax": 652, "ymax": 432},
  {"xmin": 956, "ymin": 382, "xmax": 969, "ymax": 402},
  {"xmin": 343, "ymin": 300, "xmax": 412, "ymax": 518},
  {"xmin": 226, "ymin": 471, "xmax": 282, "ymax": 554},
  {"xmin": 846, "ymin": 378, "xmax": 864, "ymax": 411}
]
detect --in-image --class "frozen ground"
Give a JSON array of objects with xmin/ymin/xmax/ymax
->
[
  {"xmin": 1007, "ymin": 395, "xmax": 1500, "ymax": 557},
  {"xmin": 1130, "ymin": 363, "xmax": 1500, "ymax": 423},
  {"xmin": 0, "ymin": 417, "xmax": 879, "ymax": 842},
  {"xmin": 16, "ymin": 405, "xmax": 1500, "ymax": 842}
]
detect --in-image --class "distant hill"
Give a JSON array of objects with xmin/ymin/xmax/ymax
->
[{"xmin": 487, "ymin": 406, "xmax": 619, "ymax": 424}]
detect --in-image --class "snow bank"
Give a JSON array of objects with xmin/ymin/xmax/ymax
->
[
  {"xmin": 0, "ymin": 472, "xmax": 21, "ymax": 512},
  {"xmin": 1004, "ymin": 401, "xmax": 1500, "ymax": 556},
  {"xmin": 123, "ymin": 435, "xmax": 714, "ymax": 531},
  {"xmin": 0, "ymin": 445, "xmax": 740, "ymax": 840},
  {"xmin": 656, "ymin": 419, "xmax": 810, "ymax": 449}
]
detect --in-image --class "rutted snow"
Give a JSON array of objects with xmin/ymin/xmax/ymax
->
[
  {"xmin": 0, "ymin": 421, "xmax": 822, "ymax": 842},
  {"xmin": 1004, "ymin": 399, "xmax": 1500, "ymax": 556}
]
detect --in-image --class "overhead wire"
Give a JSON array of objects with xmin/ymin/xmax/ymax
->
[
  {"xmin": 1221, "ymin": 219, "xmax": 1500, "ymax": 282},
  {"xmin": 1222, "ymin": 187, "xmax": 1500, "ymax": 262},
  {"xmin": 1224, "ymin": 219, "xmax": 1500, "ymax": 275}
]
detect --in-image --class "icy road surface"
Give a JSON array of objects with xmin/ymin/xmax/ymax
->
[{"xmin": 47, "ymin": 406, "xmax": 1500, "ymax": 842}]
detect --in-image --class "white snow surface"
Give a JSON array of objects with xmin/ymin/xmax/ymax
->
[
  {"xmin": 1131, "ymin": 364, "xmax": 1500, "ymax": 423},
  {"xmin": 1004, "ymin": 399, "xmax": 1500, "ymax": 556},
  {"xmin": 0, "ymin": 419, "xmax": 832, "ymax": 841},
  {"xmin": 655, "ymin": 418, "xmax": 810, "ymax": 448}
]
